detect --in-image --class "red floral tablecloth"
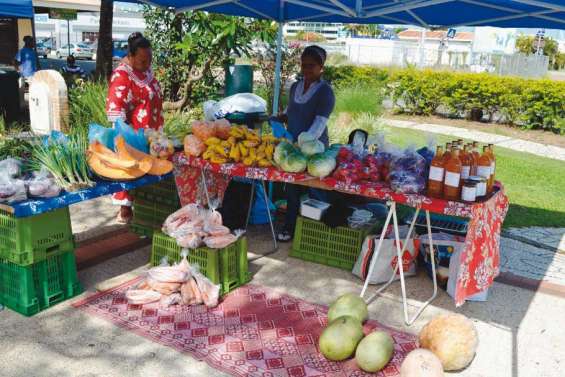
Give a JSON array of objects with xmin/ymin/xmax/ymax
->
[{"xmin": 173, "ymin": 153, "xmax": 509, "ymax": 306}]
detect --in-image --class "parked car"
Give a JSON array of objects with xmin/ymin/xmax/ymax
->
[
  {"xmin": 36, "ymin": 43, "xmax": 50, "ymax": 58},
  {"xmin": 56, "ymin": 43, "xmax": 94, "ymax": 60},
  {"xmin": 112, "ymin": 40, "xmax": 128, "ymax": 60}
]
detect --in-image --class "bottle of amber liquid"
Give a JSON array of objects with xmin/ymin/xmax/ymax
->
[
  {"xmin": 428, "ymin": 146, "xmax": 445, "ymax": 197},
  {"xmin": 471, "ymin": 142, "xmax": 481, "ymax": 174},
  {"xmin": 443, "ymin": 148, "xmax": 462, "ymax": 200},
  {"xmin": 467, "ymin": 143, "xmax": 479, "ymax": 175},
  {"xmin": 477, "ymin": 146, "xmax": 493, "ymax": 195},
  {"xmin": 443, "ymin": 143, "xmax": 452, "ymax": 163},
  {"xmin": 487, "ymin": 144, "xmax": 496, "ymax": 188},
  {"xmin": 460, "ymin": 145, "xmax": 472, "ymax": 180}
]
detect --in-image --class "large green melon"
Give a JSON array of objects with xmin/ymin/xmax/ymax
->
[
  {"xmin": 319, "ymin": 315, "xmax": 364, "ymax": 361},
  {"xmin": 355, "ymin": 331, "xmax": 395, "ymax": 372},
  {"xmin": 328, "ymin": 293, "xmax": 368, "ymax": 324}
]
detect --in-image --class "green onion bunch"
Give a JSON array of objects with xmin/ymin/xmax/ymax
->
[{"xmin": 30, "ymin": 131, "xmax": 94, "ymax": 192}]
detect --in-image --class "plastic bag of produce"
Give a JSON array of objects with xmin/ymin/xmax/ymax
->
[
  {"xmin": 204, "ymin": 234, "xmax": 237, "ymax": 249},
  {"xmin": 190, "ymin": 265, "xmax": 220, "ymax": 308},
  {"xmin": 192, "ymin": 120, "xmax": 216, "ymax": 142},
  {"xmin": 388, "ymin": 146, "xmax": 427, "ymax": 194},
  {"xmin": 0, "ymin": 174, "xmax": 27, "ymax": 203},
  {"xmin": 184, "ymin": 134, "xmax": 206, "ymax": 157},
  {"xmin": 162, "ymin": 204, "xmax": 201, "ymax": 235},
  {"xmin": 159, "ymin": 292, "xmax": 182, "ymax": 309},
  {"xmin": 88, "ymin": 123, "xmax": 117, "ymax": 150},
  {"xmin": 147, "ymin": 265, "xmax": 190, "ymax": 283},
  {"xmin": 114, "ymin": 119, "xmax": 149, "ymax": 153},
  {"xmin": 126, "ymin": 289, "xmax": 162, "ymax": 305},
  {"xmin": 150, "ymin": 134, "xmax": 175, "ymax": 159},
  {"xmin": 0, "ymin": 157, "xmax": 22, "ymax": 178},
  {"xmin": 214, "ymin": 119, "xmax": 232, "ymax": 140},
  {"xmin": 26, "ymin": 167, "xmax": 61, "ymax": 198}
]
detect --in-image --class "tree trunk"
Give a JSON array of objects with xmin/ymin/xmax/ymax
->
[{"xmin": 95, "ymin": 0, "xmax": 114, "ymax": 80}]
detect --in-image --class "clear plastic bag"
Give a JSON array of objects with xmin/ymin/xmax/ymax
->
[
  {"xmin": 27, "ymin": 167, "xmax": 61, "ymax": 198},
  {"xmin": 190, "ymin": 265, "xmax": 220, "ymax": 308},
  {"xmin": 125, "ymin": 289, "xmax": 161, "ymax": 305},
  {"xmin": 0, "ymin": 158, "xmax": 22, "ymax": 178},
  {"xmin": 0, "ymin": 175, "xmax": 26, "ymax": 203},
  {"xmin": 184, "ymin": 135, "xmax": 206, "ymax": 157},
  {"xmin": 204, "ymin": 234, "xmax": 237, "ymax": 249},
  {"xmin": 389, "ymin": 146, "xmax": 427, "ymax": 194}
]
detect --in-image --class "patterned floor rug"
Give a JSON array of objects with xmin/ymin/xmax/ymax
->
[{"xmin": 73, "ymin": 280, "xmax": 417, "ymax": 377}]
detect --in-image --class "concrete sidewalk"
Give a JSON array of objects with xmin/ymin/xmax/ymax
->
[{"xmin": 385, "ymin": 118, "xmax": 565, "ymax": 161}]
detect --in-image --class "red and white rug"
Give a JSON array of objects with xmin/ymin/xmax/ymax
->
[{"xmin": 73, "ymin": 280, "xmax": 417, "ymax": 377}]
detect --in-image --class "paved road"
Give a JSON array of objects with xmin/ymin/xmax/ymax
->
[{"xmin": 38, "ymin": 57, "xmax": 96, "ymax": 76}]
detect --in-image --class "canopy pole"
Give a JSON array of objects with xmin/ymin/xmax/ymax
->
[{"xmin": 272, "ymin": 22, "xmax": 284, "ymax": 115}]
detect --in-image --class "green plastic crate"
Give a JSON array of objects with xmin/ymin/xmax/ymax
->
[
  {"xmin": 131, "ymin": 178, "xmax": 180, "ymax": 207},
  {"xmin": 0, "ymin": 207, "xmax": 74, "ymax": 266},
  {"xmin": 131, "ymin": 198, "xmax": 180, "ymax": 237},
  {"xmin": 0, "ymin": 250, "xmax": 82, "ymax": 316},
  {"xmin": 290, "ymin": 216, "xmax": 378, "ymax": 271},
  {"xmin": 151, "ymin": 232, "xmax": 250, "ymax": 295}
]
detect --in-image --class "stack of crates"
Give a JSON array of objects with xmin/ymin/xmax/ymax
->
[
  {"xmin": 151, "ymin": 231, "xmax": 250, "ymax": 295},
  {"xmin": 0, "ymin": 207, "xmax": 82, "ymax": 316},
  {"xmin": 290, "ymin": 216, "xmax": 378, "ymax": 271},
  {"xmin": 130, "ymin": 178, "xmax": 181, "ymax": 237}
]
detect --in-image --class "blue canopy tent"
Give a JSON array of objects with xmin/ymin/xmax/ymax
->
[
  {"xmin": 137, "ymin": 0, "xmax": 564, "ymax": 323},
  {"xmin": 0, "ymin": 0, "xmax": 34, "ymax": 18},
  {"xmin": 140, "ymin": 0, "xmax": 565, "ymax": 112}
]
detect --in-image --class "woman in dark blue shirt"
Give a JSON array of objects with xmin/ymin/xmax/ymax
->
[{"xmin": 276, "ymin": 45, "xmax": 335, "ymax": 242}]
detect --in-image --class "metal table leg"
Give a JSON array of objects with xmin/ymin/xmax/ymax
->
[{"xmin": 360, "ymin": 203, "xmax": 438, "ymax": 326}]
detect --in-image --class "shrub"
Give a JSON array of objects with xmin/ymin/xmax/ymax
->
[{"xmin": 324, "ymin": 65, "xmax": 389, "ymax": 89}]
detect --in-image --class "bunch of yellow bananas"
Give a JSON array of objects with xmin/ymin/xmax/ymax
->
[{"xmin": 202, "ymin": 126, "xmax": 279, "ymax": 167}]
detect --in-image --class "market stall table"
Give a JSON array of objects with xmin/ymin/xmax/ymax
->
[
  {"xmin": 0, "ymin": 173, "xmax": 174, "ymax": 218},
  {"xmin": 173, "ymin": 154, "xmax": 509, "ymax": 324}
]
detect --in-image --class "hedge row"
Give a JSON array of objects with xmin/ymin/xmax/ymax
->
[{"xmin": 324, "ymin": 66, "xmax": 565, "ymax": 134}]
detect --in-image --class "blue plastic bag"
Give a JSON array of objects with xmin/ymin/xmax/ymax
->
[
  {"xmin": 269, "ymin": 118, "xmax": 293, "ymax": 141},
  {"xmin": 114, "ymin": 119, "xmax": 149, "ymax": 153},
  {"xmin": 88, "ymin": 123, "xmax": 117, "ymax": 150},
  {"xmin": 42, "ymin": 130, "xmax": 69, "ymax": 147},
  {"xmin": 250, "ymin": 181, "xmax": 276, "ymax": 225}
]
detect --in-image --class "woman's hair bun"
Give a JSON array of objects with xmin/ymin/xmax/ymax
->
[{"xmin": 127, "ymin": 32, "xmax": 151, "ymax": 55}]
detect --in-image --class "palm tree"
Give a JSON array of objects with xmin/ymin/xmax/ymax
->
[{"xmin": 95, "ymin": 0, "xmax": 113, "ymax": 80}]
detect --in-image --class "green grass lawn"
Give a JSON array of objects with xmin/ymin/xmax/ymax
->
[{"xmin": 382, "ymin": 126, "xmax": 565, "ymax": 228}]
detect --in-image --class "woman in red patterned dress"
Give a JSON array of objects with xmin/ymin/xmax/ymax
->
[{"xmin": 106, "ymin": 32, "xmax": 164, "ymax": 223}]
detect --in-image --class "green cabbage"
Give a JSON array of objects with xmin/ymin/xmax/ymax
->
[
  {"xmin": 274, "ymin": 141, "xmax": 296, "ymax": 166},
  {"xmin": 307, "ymin": 152, "xmax": 337, "ymax": 178},
  {"xmin": 300, "ymin": 140, "xmax": 325, "ymax": 156},
  {"xmin": 281, "ymin": 152, "xmax": 308, "ymax": 173}
]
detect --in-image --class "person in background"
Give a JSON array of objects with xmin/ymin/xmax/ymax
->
[
  {"xmin": 14, "ymin": 36, "xmax": 38, "ymax": 79},
  {"xmin": 275, "ymin": 45, "xmax": 335, "ymax": 242},
  {"xmin": 106, "ymin": 32, "xmax": 164, "ymax": 223},
  {"xmin": 61, "ymin": 55, "xmax": 87, "ymax": 79}
]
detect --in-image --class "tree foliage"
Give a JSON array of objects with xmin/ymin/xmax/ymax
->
[
  {"xmin": 514, "ymin": 34, "xmax": 562, "ymax": 70},
  {"xmin": 143, "ymin": 6, "xmax": 277, "ymax": 110},
  {"xmin": 252, "ymin": 41, "xmax": 302, "ymax": 114}
]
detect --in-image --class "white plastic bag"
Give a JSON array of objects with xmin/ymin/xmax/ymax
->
[
  {"xmin": 0, "ymin": 175, "xmax": 26, "ymax": 202},
  {"xmin": 27, "ymin": 167, "xmax": 61, "ymax": 198},
  {"xmin": 0, "ymin": 158, "xmax": 22, "ymax": 177},
  {"xmin": 353, "ymin": 226, "xmax": 420, "ymax": 284},
  {"xmin": 205, "ymin": 93, "xmax": 267, "ymax": 120}
]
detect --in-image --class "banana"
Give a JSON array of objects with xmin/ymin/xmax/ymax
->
[
  {"xmin": 265, "ymin": 144, "xmax": 274, "ymax": 158},
  {"xmin": 257, "ymin": 144, "xmax": 266, "ymax": 154},
  {"xmin": 256, "ymin": 152, "xmax": 266, "ymax": 161},
  {"xmin": 229, "ymin": 145, "xmax": 241, "ymax": 162},
  {"xmin": 227, "ymin": 136, "xmax": 237, "ymax": 146},
  {"xmin": 249, "ymin": 147, "xmax": 256, "ymax": 161},
  {"xmin": 211, "ymin": 156, "xmax": 227, "ymax": 164},
  {"xmin": 220, "ymin": 140, "xmax": 231, "ymax": 148},
  {"xmin": 258, "ymin": 158, "xmax": 272, "ymax": 168},
  {"xmin": 214, "ymin": 145, "xmax": 228, "ymax": 157},
  {"xmin": 243, "ymin": 140, "xmax": 259, "ymax": 148},
  {"xmin": 229, "ymin": 128, "xmax": 244, "ymax": 138},
  {"xmin": 243, "ymin": 156, "xmax": 254, "ymax": 166},
  {"xmin": 239, "ymin": 143, "xmax": 249, "ymax": 157},
  {"xmin": 203, "ymin": 149, "xmax": 214, "ymax": 160},
  {"xmin": 205, "ymin": 137, "xmax": 221, "ymax": 146}
]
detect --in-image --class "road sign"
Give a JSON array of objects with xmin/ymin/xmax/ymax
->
[
  {"xmin": 49, "ymin": 9, "xmax": 77, "ymax": 21},
  {"xmin": 447, "ymin": 28, "xmax": 456, "ymax": 39}
]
